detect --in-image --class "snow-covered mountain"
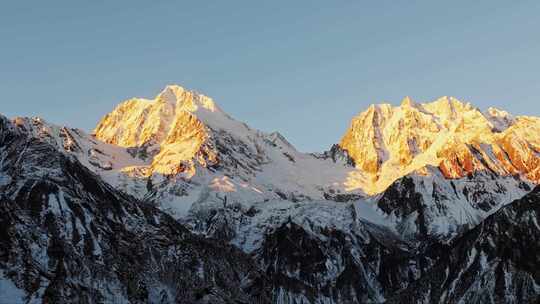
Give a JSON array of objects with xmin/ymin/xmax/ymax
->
[
  {"xmin": 387, "ymin": 185, "xmax": 540, "ymax": 304},
  {"xmin": 0, "ymin": 114, "xmax": 271, "ymax": 303},
  {"xmin": 1, "ymin": 85, "xmax": 539, "ymax": 303},
  {"xmin": 91, "ymin": 85, "xmax": 360, "ymax": 217},
  {"xmin": 87, "ymin": 88, "xmax": 538, "ymax": 241},
  {"xmin": 340, "ymin": 96, "xmax": 540, "ymax": 194},
  {"xmin": 337, "ymin": 96, "xmax": 539, "ymax": 241}
]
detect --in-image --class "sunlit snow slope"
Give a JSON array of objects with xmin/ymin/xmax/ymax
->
[
  {"xmin": 2, "ymin": 85, "xmax": 540, "ymax": 303},
  {"xmin": 340, "ymin": 96, "xmax": 540, "ymax": 194},
  {"xmin": 92, "ymin": 85, "xmax": 360, "ymax": 217}
]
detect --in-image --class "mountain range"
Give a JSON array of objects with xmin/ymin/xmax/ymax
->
[{"xmin": 1, "ymin": 85, "xmax": 539, "ymax": 303}]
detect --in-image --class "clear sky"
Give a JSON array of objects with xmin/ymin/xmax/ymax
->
[{"xmin": 2, "ymin": 1, "xmax": 540, "ymax": 152}]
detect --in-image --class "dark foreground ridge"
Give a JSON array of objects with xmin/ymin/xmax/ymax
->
[
  {"xmin": 0, "ymin": 112, "xmax": 539, "ymax": 303},
  {"xmin": 0, "ymin": 115, "xmax": 271, "ymax": 303}
]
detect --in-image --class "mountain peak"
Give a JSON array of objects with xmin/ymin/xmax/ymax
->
[
  {"xmin": 423, "ymin": 96, "xmax": 473, "ymax": 118},
  {"xmin": 400, "ymin": 96, "xmax": 415, "ymax": 107},
  {"xmin": 93, "ymin": 85, "xmax": 231, "ymax": 147},
  {"xmin": 340, "ymin": 97, "xmax": 540, "ymax": 194},
  {"xmin": 157, "ymin": 85, "xmax": 186, "ymax": 104},
  {"xmin": 157, "ymin": 84, "xmax": 220, "ymax": 113},
  {"xmin": 484, "ymin": 106, "xmax": 516, "ymax": 132},
  {"xmin": 93, "ymin": 84, "xmax": 270, "ymax": 176}
]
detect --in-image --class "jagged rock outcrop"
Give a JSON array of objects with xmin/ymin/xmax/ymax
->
[
  {"xmin": 0, "ymin": 114, "xmax": 271, "ymax": 304},
  {"xmin": 340, "ymin": 96, "xmax": 540, "ymax": 195},
  {"xmin": 387, "ymin": 186, "xmax": 540, "ymax": 304},
  {"xmin": 90, "ymin": 85, "xmax": 363, "ymax": 218},
  {"xmin": 2, "ymin": 87, "xmax": 540, "ymax": 303},
  {"xmin": 375, "ymin": 167, "xmax": 531, "ymax": 241}
]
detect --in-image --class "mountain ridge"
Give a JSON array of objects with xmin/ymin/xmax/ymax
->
[
  {"xmin": 340, "ymin": 96, "xmax": 540, "ymax": 194},
  {"xmin": 1, "ymin": 85, "xmax": 539, "ymax": 303},
  {"xmin": 5, "ymin": 86, "xmax": 539, "ymax": 232}
]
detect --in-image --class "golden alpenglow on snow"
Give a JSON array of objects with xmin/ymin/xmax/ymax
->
[
  {"xmin": 2, "ymin": 84, "xmax": 540, "ymax": 304},
  {"xmin": 94, "ymin": 86, "xmax": 224, "ymax": 177},
  {"xmin": 4, "ymin": 3, "xmax": 540, "ymax": 302},
  {"xmin": 340, "ymin": 96, "xmax": 540, "ymax": 194},
  {"xmin": 94, "ymin": 87, "xmax": 540, "ymax": 199}
]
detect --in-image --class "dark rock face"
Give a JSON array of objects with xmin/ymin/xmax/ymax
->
[
  {"xmin": 315, "ymin": 144, "xmax": 356, "ymax": 167},
  {"xmin": 375, "ymin": 170, "xmax": 531, "ymax": 243},
  {"xmin": 0, "ymin": 115, "xmax": 271, "ymax": 304},
  {"xmin": 190, "ymin": 176, "xmax": 540, "ymax": 304},
  {"xmin": 323, "ymin": 192, "xmax": 364, "ymax": 202},
  {"xmin": 377, "ymin": 176, "xmax": 429, "ymax": 238},
  {"xmin": 387, "ymin": 186, "xmax": 540, "ymax": 304},
  {"xmin": 256, "ymin": 218, "xmax": 419, "ymax": 303}
]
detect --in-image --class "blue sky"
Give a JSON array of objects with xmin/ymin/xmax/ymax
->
[{"xmin": 2, "ymin": 1, "xmax": 539, "ymax": 151}]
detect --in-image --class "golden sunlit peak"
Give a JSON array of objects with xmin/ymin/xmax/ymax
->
[
  {"xmin": 156, "ymin": 84, "xmax": 218, "ymax": 112},
  {"xmin": 427, "ymin": 96, "xmax": 472, "ymax": 111},
  {"xmin": 340, "ymin": 96, "xmax": 540, "ymax": 194},
  {"xmin": 400, "ymin": 96, "xmax": 415, "ymax": 107},
  {"xmin": 157, "ymin": 85, "xmax": 186, "ymax": 104}
]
